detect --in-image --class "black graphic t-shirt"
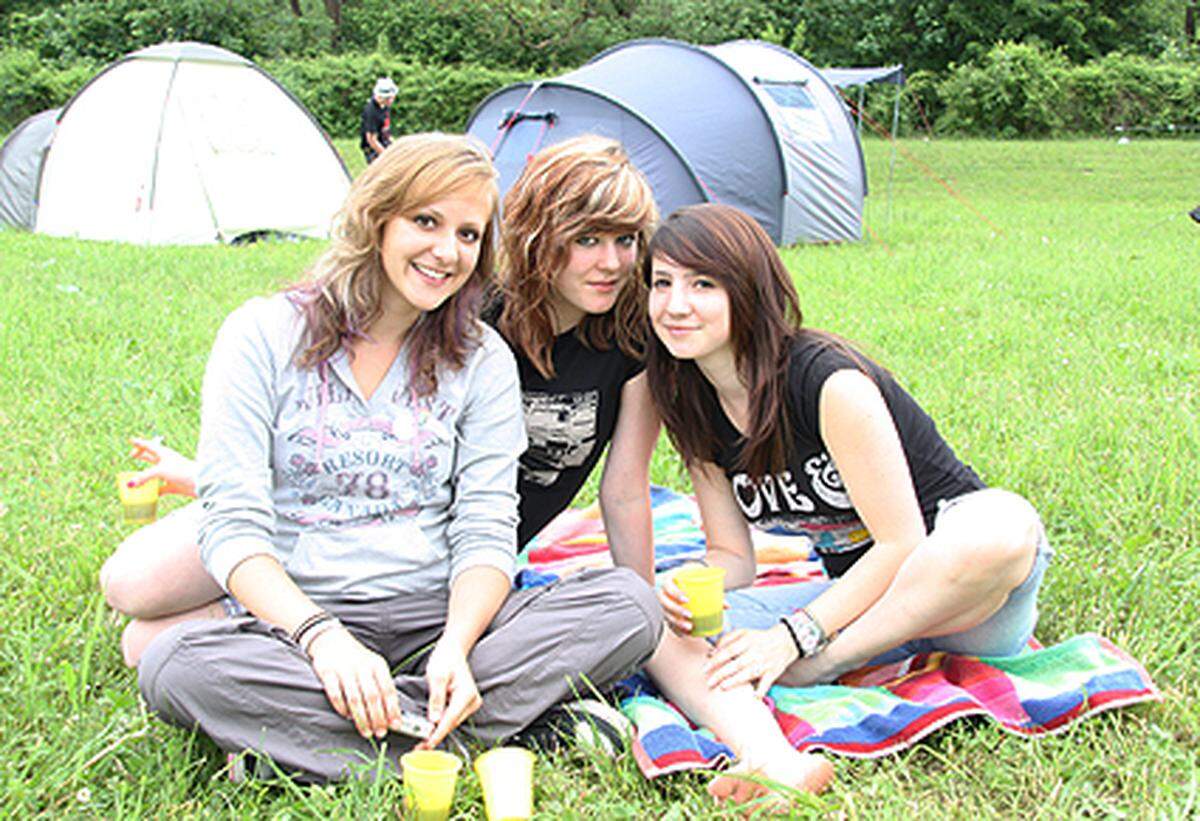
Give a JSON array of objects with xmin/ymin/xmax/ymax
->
[
  {"xmin": 512, "ymin": 330, "xmax": 644, "ymax": 549},
  {"xmin": 713, "ymin": 336, "xmax": 984, "ymax": 577}
]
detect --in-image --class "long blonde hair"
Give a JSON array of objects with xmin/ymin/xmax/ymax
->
[
  {"xmin": 497, "ymin": 135, "xmax": 658, "ymax": 378},
  {"xmin": 291, "ymin": 132, "xmax": 499, "ymax": 396}
]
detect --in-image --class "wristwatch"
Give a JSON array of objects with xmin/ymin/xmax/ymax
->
[{"xmin": 780, "ymin": 607, "xmax": 831, "ymax": 658}]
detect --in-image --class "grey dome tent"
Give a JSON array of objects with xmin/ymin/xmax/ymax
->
[
  {"xmin": 0, "ymin": 108, "xmax": 59, "ymax": 230},
  {"xmin": 466, "ymin": 38, "xmax": 866, "ymax": 244},
  {"xmin": 0, "ymin": 41, "xmax": 350, "ymax": 245}
]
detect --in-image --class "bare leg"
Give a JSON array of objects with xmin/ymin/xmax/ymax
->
[
  {"xmin": 646, "ymin": 632, "xmax": 833, "ymax": 809},
  {"xmin": 100, "ymin": 501, "xmax": 222, "ymax": 618},
  {"xmin": 783, "ymin": 489, "xmax": 1043, "ymax": 686},
  {"xmin": 121, "ymin": 600, "xmax": 228, "ymax": 667},
  {"xmin": 101, "ymin": 501, "xmax": 226, "ymax": 667}
]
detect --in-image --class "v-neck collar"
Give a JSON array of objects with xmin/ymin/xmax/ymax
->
[
  {"xmin": 326, "ymin": 341, "xmax": 409, "ymax": 408},
  {"xmin": 713, "ymin": 391, "xmax": 747, "ymax": 441}
]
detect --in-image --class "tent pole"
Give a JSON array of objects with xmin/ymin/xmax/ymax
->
[{"xmin": 887, "ymin": 82, "xmax": 901, "ymax": 230}]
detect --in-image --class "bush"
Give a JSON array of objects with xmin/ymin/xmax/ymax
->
[
  {"xmin": 1061, "ymin": 53, "xmax": 1200, "ymax": 134},
  {"xmin": 936, "ymin": 42, "xmax": 1069, "ymax": 137},
  {"xmin": 0, "ymin": 48, "xmax": 527, "ymax": 140},
  {"xmin": 0, "ymin": 49, "xmax": 96, "ymax": 135},
  {"xmin": 263, "ymin": 54, "xmax": 533, "ymax": 139},
  {"xmin": 898, "ymin": 70, "xmax": 942, "ymax": 136},
  {"xmin": 933, "ymin": 43, "xmax": 1200, "ymax": 137}
]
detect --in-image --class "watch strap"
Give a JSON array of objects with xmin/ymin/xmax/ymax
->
[{"xmin": 781, "ymin": 607, "xmax": 832, "ymax": 658}]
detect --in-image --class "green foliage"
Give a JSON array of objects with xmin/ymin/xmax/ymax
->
[
  {"xmin": 898, "ymin": 69, "xmax": 942, "ymax": 136},
  {"xmin": 7, "ymin": 39, "xmax": 1199, "ymax": 141},
  {"xmin": 338, "ymin": 0, "xmax": 780, "ymax": 72},
  {"xmin": 937, "ymin": 42, "xmax": 1069, "ymax": 138},
  {"xmin": 795, "ymin": 0, "xmax": 1185, "ymax": 74},
  {"xmin": 0, "ymin": 49, "xmax": 95, "ymax": 135},
  {"xmin": 1, "ymin": 0, "xmax": 1189, "ymax": 78},
  {"xmin": 3, "ymin": 0, "xmax": 332, "ymax": 65},
  {"xmin": 1061, "ymin": 52, "xmax": 1200, "ymax": 134},
  {"xmin": 263, "ymin": 53, "xmax": 533, "ymax": 138},
  {"xmin": 932, "ymin": 43, "xmax": 1200, "ymax": 137},
  {"xmin": 0, "ymin": 46, "xmax": 529, "ymax": 138}
]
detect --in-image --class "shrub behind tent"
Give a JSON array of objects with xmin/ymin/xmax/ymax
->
[
  {"xmin": 466, "ymin": 38, "xmax": 866, "ymax": 245},
  {"xmin": 0, "ymin": 108, "xmax": 59, "ymax": 231},
  {"xmin": 29, "ymin": 42, "xmax": 349, "ymax": 246}
]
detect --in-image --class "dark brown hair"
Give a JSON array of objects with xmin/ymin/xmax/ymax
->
[
  {"xmin": 289, "ymin": 133, "xmax": 499, "ymax": 397},
  {"xmin": 496, "ymin": 135, "xmax": 657, "ymax": 378},
  {"xmin": 645, "ymin": 203, "xmax": 867, "ymax": 477}
]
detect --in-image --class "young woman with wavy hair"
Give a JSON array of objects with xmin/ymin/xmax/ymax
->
[
  {"xmin": 490, "ymin": 134, "xmax": 661, "ymax": 576},
  {"xmin": 118, "ymin": 133, "xmax": 662, "ymax": 783},
  {"xmin": 646, "ymin": 203, "xmax": 1053, "ymax": 802}
]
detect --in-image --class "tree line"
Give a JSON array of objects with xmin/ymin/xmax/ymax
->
[
  {"xmin": 2, "ymin": 0, "xmax": 1197, "ymax": 139},
  {"xmin": 1, "ymin": 0, "xmax": 1192, "ymax": 72}
]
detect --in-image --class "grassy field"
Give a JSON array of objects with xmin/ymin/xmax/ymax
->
[{"xmin": 1, "ymin": 137, "xmax": 1196, "ymax": 818}]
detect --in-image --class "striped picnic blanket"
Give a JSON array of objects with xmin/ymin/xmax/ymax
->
[{"xmin": 515, "ymin": 487, "xmax": 1160, "ymax": 778}]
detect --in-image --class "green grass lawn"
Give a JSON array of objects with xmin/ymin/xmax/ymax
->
[{"xmin": 1, "ymin": 138, "xmax": 1196, "ymax": 817}]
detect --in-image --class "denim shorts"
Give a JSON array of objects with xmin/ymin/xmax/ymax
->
[{"xmin": 723, "ymin": 496, "xmax": 1054, "ymax": 663}]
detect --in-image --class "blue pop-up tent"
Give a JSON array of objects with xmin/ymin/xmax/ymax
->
[{"xmin": 467, "ymin": 38, "xmax": 871, "ymax": 245}]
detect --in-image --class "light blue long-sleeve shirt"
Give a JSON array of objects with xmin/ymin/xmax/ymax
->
[{"xmin": 195, "ymin": 293, "xmax": 526, "ymax": 603}]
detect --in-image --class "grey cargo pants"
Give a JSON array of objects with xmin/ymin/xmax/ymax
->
[{"xmin": 137, "ymin": 567, "xmax": 661, "ymax": 782}]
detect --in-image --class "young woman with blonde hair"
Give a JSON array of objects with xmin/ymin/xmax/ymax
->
[{"xmin": 102, "ymin": 135, "xmax": 662, "ymax": 663}]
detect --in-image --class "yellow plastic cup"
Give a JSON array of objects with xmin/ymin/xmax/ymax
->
[
  {"xmin": 474, "ymin": 747, "xmax": 535, "ymax": 821},
  {"xmin": 401, "ymin": 750, "xmax": 462, "ymax": 821},
  {"xmin": 673, "ymin": 565, "xmax": 727, "ymax": 637},
  {"xmin": 116, "ymin": 471, "xmax": 160, "ymax": 525}
]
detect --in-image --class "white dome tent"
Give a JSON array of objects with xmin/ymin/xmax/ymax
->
[
  {"xmin": 1, "ymin": 41, "xmax": 350, "ymax": 245},
  {"xmin": 467, "ymin": 38, "xmax": 868, "ymax": 245}
]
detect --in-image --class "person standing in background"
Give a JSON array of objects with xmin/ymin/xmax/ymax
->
[{"xmin": 360, "ymin": 77, "xmax": 397, "ymax": 164}]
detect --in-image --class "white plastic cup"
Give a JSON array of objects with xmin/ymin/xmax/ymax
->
[{"xmin": 474, "ymin": 747, "xmax": 535, "ymax": 821}]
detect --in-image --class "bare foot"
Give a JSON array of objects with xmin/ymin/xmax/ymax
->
[{"xmin": 707, "ymin": 751, "xmax": 834, "ymax": 814}]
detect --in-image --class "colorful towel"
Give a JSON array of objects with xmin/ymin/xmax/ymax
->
[{"xmin": 516, "ymin": 487, "xmax": 1161, "ymax": 778}]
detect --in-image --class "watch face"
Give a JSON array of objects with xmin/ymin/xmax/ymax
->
[
  {"xmin": 797, "ymin": 619, "xmax": 823, "ymax": 656},
  {"xmin": 787, "ymin": 611, "xmax": 823, "ymax": 657}
]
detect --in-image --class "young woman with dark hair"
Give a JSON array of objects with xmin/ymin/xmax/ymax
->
[
  {"xmin": 646, "ymin": 203, "xmax": 1052, "ymax": 803},
  {"xmin": 125, "ymin": 133, "xmax": 661, "ymax": 783}
]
